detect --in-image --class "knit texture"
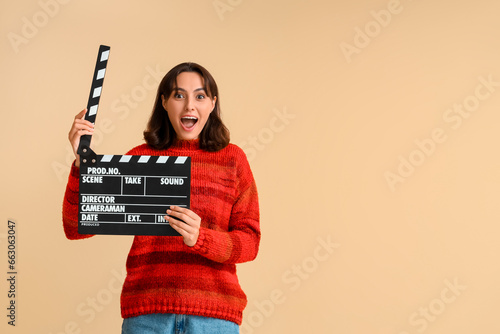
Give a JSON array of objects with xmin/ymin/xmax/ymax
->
[{"xmin": 62, "ymin": 139, "xmax": 260, "ymax": 325}]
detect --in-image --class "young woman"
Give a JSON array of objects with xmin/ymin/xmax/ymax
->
[{"xmin": 63, "ymin": 62, "xmax": 260, "ymax": 333}]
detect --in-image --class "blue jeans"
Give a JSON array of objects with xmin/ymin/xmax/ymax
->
[{"xmin": 121, "ymin": 313, "xmax": 239, "ymax": 334}]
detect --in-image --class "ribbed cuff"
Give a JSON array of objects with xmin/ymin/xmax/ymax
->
[
  {"xmin": 192, "ymin": 228, "xmax": 207, "ymax": 254},
  {"xmin": 70, "ymin": 160, "xmax": 80, "ymax": 177}
]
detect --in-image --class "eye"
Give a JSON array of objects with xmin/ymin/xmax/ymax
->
[
  {"xmin": 174, "ymin": 92, "xmax": 184, "ymax": 99},
  {"xmin": 196, "ymin": 94, "xmax": 206, "ymax": 99}
]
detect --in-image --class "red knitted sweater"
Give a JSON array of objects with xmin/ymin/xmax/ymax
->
[{"xmin": 62, "ymin": 140, "xmax": 260, "ymax": 325}]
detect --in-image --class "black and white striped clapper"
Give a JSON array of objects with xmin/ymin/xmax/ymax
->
[
  {"xmin": 78, "ymin": 45, "xmax": 110, "ymax": 155},
  {"xmin": 77, "ymin": 45, "xmax": 191, "ymax": 236}
]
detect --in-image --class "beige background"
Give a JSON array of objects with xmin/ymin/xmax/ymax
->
[{"xmin": 1, "ymin": 0, "xmax": 500, "ymax": 333}]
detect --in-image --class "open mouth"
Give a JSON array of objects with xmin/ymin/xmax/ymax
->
[{"xmin": 180, "ymin": 116, "xmax": 198, "ymax": 129}]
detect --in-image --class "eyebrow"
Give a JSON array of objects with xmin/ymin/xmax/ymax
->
[{"xmin": 175, "ymin": 87, "xmax": 206, "ymax": 93}]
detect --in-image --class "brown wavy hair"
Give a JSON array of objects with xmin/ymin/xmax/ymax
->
[{"xmin": 144, "ymin": 62, "xmax": 230, "ymax": 151}]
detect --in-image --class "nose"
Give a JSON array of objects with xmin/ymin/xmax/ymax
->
[{"xmin": 185, "ymin": 96, "xmax": 195, "ymax": 111}]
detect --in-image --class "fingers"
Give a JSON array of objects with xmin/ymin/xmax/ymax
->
[
  {"xmin": 168, "ymin": 216, "xmax": 196, "ymax": 234},
  {"xmin": 69, "ymin": 109, "xmax": 95, "ymax": 166},
  {"xmin": 166, "ymin": 206, "xmax": 200, "ymax": 225},
  {"xmin": 69, "ymin": 109, "xmax": 94, "ymax": 138},
  {"xmin": 69, "ymin": 120, "xmax": 94, "ymax": 140},
  {"xmin": 165, "ymin": 206, "xmax": 200, "ymax": 247}
]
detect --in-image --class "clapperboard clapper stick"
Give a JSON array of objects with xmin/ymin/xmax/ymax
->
[{"xmin": 77, "ymin": 45, "xmax": 191, "ymax": 236}]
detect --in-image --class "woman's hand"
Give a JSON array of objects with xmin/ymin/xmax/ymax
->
[
  {"xmin": 165, "ymin": 206, "xmax": 201, "ymax": 247},
  {"xmin": 68, "ymin": 109, "xmax": 94, "ymax": 167}
]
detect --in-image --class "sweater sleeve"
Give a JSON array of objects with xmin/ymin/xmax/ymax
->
[
  {"xmin": 192, "ymin": 150, "xmax": 260, "ymax": 264},
  {"xmin": 62, "ymin": 161, "xmax": 95, "ymax": 240},
  {"xmin": 62, "ymin": 145, "xmax": 143, "ymax": 240}
]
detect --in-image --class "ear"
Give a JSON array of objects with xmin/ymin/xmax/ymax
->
[
  {"xmin": 161, "ymin": 95, "xmax": 168, "ymax": 110},
  {"xmin": 211, "ymin": 96, "xmax": 217, "ymax": 112}
]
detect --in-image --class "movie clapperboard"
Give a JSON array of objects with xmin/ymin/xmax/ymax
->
[{"xmin": 77, "ymin": 45, "xmax": 189, "ymax": 236}]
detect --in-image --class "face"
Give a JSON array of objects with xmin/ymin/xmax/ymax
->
[{"xmin": 161, "ymin": 71, "xmax": 216, "ymax": 140}]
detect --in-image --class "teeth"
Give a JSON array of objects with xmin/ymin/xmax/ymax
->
[{"xmin": 182, "ymin": 116, "xmax": 197, "ymax": 120}]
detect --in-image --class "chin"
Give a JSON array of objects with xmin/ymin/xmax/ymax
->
[{"xmin": 177, "ymin": 132, "xmax": 200, "ymax": 141}]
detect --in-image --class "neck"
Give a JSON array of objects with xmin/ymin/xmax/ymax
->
[{"xmin": 170, "ymin": 138, "xmax": 200, "ymax": 150}]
